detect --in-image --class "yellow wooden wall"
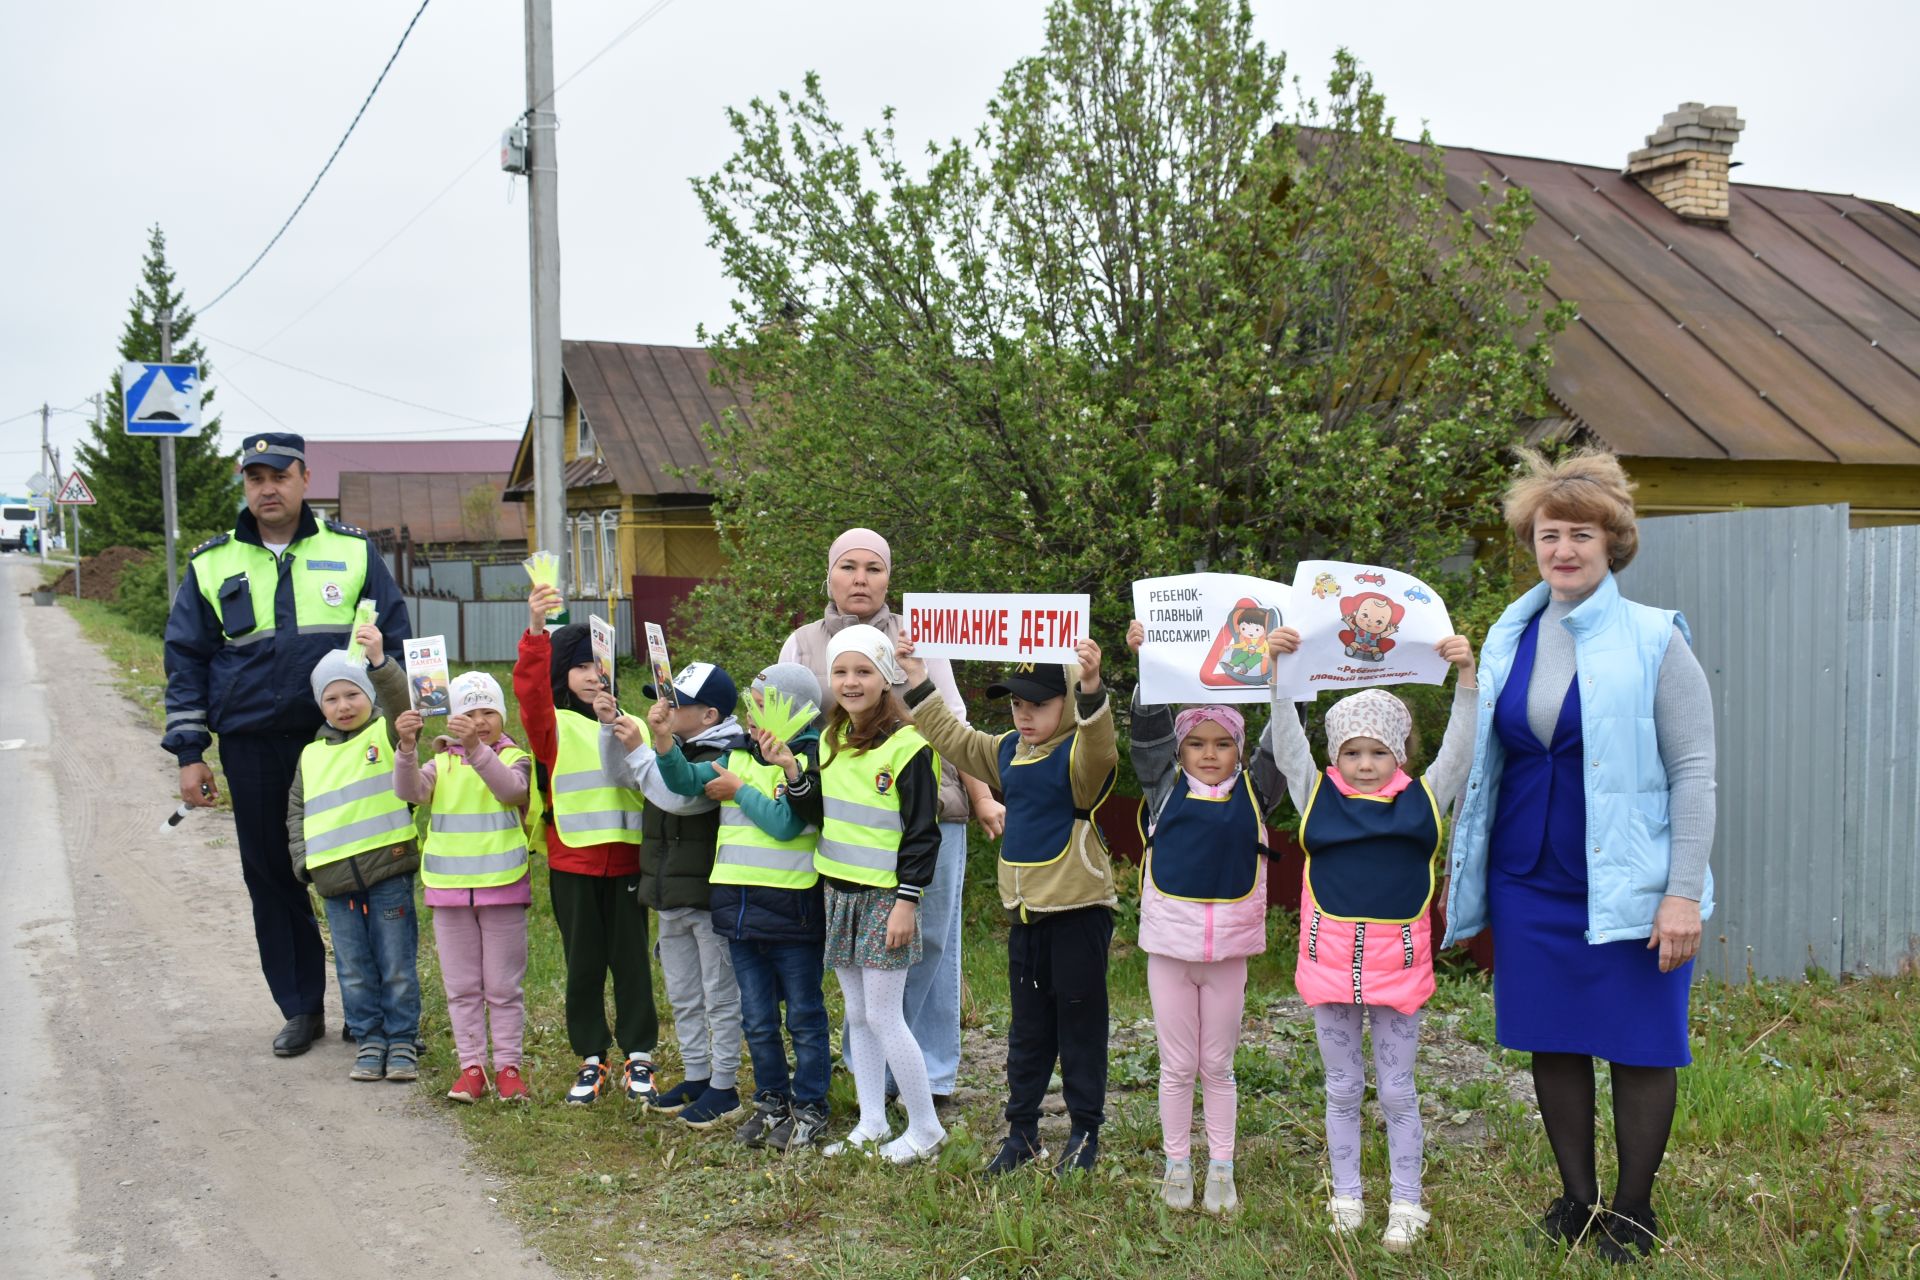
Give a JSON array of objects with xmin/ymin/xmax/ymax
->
[{"xmin": 1623, "ymin": 458, "xmax": 1920, "ymax": 528}]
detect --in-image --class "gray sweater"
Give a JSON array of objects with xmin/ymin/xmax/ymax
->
[{"xmin": 1529, "ymin": 597, "xmax": 1716, "ymax": 901}]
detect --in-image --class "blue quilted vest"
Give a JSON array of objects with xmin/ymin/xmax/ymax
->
[{"xmin": 1442, "ymin": 573, "xmax": 1715, "ymax": 946}]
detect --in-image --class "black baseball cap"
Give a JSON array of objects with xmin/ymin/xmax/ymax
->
[
  {"xmin": 240, "ymin": 432, "xmax": 307, "ymax": 470},
  {"xmin": 644, "ymin": 661, "xmax": 738, "ymax": 714},
  {"xmin": 985, "ymin": 662, "xmax": 1069, "ymax": 703}
]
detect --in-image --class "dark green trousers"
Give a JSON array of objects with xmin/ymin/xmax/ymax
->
[{"xmin": 550, "ymin": 869, "xmax": 657, "ymax": 1060}]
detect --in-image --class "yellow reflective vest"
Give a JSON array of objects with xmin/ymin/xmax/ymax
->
[
  {"xmin": 299, "ymin": 718, "xmax": 415, "ymax": 869},
  {"xmin": 712, "ymin": 749, "xmax": 819, "ymax": 889},
  {"xmin": 549, "ymin": 711, "xmax": 644, "ymax": 846},
  {"xmin": 422, "ymin": 745, "xmax": 531, "ymax": 889},
  {"xmin": 192, "ymin": 522, "xmax": 370, "ymax": 650},
  {"xmin": 815, "ymin": 726, "xmax": 936, "ymax": 890}
]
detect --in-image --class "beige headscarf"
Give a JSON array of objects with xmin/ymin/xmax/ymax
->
[{"xmin": 1324, "ymin": 688, "xmax": 1413, "ymax": 764}]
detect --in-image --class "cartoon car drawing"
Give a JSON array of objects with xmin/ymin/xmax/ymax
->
[
  {"xmin": 1355, "ymin": 571, "xmax": 1386, "ymax": 586},
  {"xmin": 1404, "ymin": 586, "xmax": 1431, "ymax": 603},
  {"xmin": 1310, "ymin": 571, "xmax": 1340, "ymax": 600}
]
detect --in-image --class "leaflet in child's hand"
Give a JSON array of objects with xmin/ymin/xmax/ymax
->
[
  {"xmin": 405, "ymin": 635, "xmax": 452, "ymax": 717},
  {"xmin": 589, "ymin": 615, "xmax": 617, "ymax": 699},
  {"xmin": 644, "ymin": 622, "xmax": 678, "ymax": 708},
  {"xmin": 341, "ymin": 599, "xmax": 379, "ymax": 665}
]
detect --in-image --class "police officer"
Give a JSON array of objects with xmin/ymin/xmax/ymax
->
[{"xmin": 163, "ymin": 432, "xmax": 410, "ymax": 1056}]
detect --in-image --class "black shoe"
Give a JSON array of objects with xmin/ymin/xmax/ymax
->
[
  {"xmin": 735, "ymin": 1092, "xmax": 788, "ymax": 1148},
  {"xmin": 983, "ymin": 1131, "xmax": 1046, "ymax": 1177},
  {"xmin": 1053, "ymin": 1129, "xmax": 1098, "ymax": 1177},
  {"xmin": 1536, "ymin": 1195, "xmax": 1600, "ymax": 1248},
  {"xmin": 771, "ymin": 1102, "xmax": 831, "ymax": 1152},
  {"xmin": 1596, "ymin": 1205, "xmax": 1660, "ymax": 1265},
  {"xmin": 273, "ymin": 1013, "xmax": 324, "ymax": 1057},
  {"xmin": 340, "ymin": 1025, "xmax": 355, "ymax": 1044}
]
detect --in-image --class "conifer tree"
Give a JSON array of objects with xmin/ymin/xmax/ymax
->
[{"xmin": 76, "ymin": 225, "xmax": 239, "ymax": 551}]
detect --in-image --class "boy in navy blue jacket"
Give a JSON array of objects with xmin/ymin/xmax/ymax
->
[{"xmin": 654, "ymin": 662, "xmax": 832, "ymax": 1152}]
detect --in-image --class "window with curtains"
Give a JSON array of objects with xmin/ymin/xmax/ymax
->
[
  {"xmin": 571, "ymin": 512, "xmax": 600, "ymax": 596},
  {"xmin": 599, "ymin": 510, "xmax": 621, "ymax": 597}
]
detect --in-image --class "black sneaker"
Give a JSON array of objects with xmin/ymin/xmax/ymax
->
[
  {"xmin": 622, "ymin": 1055, "xmax": 660, "ymax": 1107},
  {"xmin": 771, "ymin": 1102, "xmax": 831, "ymax": 1152},
  {"xmin": 1053, "ymin": 1129, "xmax": 1099, "ymax": 1177},
  {"xmin": 983, "ymin": 1131, "xmax": 1046, "ymax": 1177},
  {"xmin": 735, "ymin": 1092, "xmax": 789, "ymax": 1148},
  {"xmin": 1536, "ymin": 1195, "xmax": 1600, "ymax": 1248},
  {"xmin": 1596, "ymin": 1205, "xmax": 1660, "ymax": 1265}
]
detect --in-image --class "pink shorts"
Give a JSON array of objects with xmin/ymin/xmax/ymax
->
[{"xmin": 1294, "ymin": 890, "xmax": 1435, "ymax": 1015}]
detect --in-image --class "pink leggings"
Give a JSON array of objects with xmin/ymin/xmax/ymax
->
[
  {"xmin": 1147, "ymin": 953, "xmax": 1248, "ymax": 1162},
  {"xmin": 432, "ymin": 904, "xmax": 529, "ymax": 1072}
]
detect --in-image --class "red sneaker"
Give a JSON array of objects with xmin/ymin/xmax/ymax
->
[
  {"xmin": 447, "ymin": 1064, "xmax": 490, "ymax": 1103},
  {"xmin": 495, "ymin": 1065, "xmax": 530, "ymax": 1103}
]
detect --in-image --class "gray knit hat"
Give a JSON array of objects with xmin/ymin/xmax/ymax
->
[
  {"xmin": 752, "ymin": 662, "xmax": 824, "ymax": 727},
  {"xmin": 310, "ymin": 649, "xmax": 375, "ymax": 709}
]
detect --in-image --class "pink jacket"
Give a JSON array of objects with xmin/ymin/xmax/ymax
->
[{"xmin": 1139, "ymin": 844, "xmax": 1269, "ymax": 963}]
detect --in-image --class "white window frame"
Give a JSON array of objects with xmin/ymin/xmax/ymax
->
[
  {"xmin": 571, "ymin": 512, "xmax": 600, "ymax": 597},
  {"xmin": 576, "ymin": 407, "xmax": 596, "ymax": 460},
  {"xmin": 599, "ymin": 510, "xmax": 621, "ymax": 597}
]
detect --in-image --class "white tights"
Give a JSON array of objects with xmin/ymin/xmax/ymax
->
[{"xmin": 836, "ymin": 965, "xmax": 945, "ymax": 1157}]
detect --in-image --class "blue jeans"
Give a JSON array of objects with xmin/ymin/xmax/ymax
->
[
  {"xmin": 729, "ymin": 938, "xmax": 830, "ymax": 1110},
  {"xmin": 322, "ymin": 874, "xmax": 421, "ymax": 1046},
  {"xmin": 848, "ymin": 820, "xmax": 966, "ymax": 1094}
]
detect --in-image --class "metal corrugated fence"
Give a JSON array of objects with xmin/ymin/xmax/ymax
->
[
  {"xmin": 1620, "ymin": 505, "xmax": 1920, "ymax": 980},
  {"xmin": 1842, "ymin": 525, "xmax": 1920, "ymax": 975},
  {"xmin": 402, "ymin": 597, "xmax": 635, "ymax": 665}
]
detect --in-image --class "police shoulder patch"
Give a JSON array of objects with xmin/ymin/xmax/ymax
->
[{"xmin": 189, "ymin": 532, "xmax": 232, "ymax": 558}]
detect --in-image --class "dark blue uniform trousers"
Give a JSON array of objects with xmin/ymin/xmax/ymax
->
[{"xmin": 221, "ymin": 731, "xmax": 327, "ymax": 1019}]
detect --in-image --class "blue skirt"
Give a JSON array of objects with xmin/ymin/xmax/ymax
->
[{"xmin": 1489, "ymin": 857, "xmax": 1693, "ymax": 1067}]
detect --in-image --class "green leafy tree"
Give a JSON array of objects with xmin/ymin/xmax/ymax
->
[
  {"xmin": 683, "ymin": 0, "xmax": 1567, "ymax": 697},
  {"xmin": 76, "ymin": 225, "xmax": 239, "ymax": 554}
]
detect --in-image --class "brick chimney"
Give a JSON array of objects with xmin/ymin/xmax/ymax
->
[{"xmin": 1625, "ymin": 103, "xmax": 1745, "ymax": 225}]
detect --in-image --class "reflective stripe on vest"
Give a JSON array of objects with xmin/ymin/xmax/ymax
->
[
  {"xmin": 422, "ymin": 745, "xmax": 531, "ymax": 888},
  {"xmin": 300, "ymin": 718, "xmax": 413, "ymax": 867},
  {"xmin": 815, "ymin": 725, "xmax": 935, "ymax": 889},
  {"xmin": 550, "ymin": 712, "xmax": 644, "ymax": 845},
  {"xmin": 193, "ymin": 524, "xmax": 369, "ymax": 645},
  {"xmin": 712, "ymin": 750, "xmax": 819, "ymax": 888}
]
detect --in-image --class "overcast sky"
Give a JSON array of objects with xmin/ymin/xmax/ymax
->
[{"xmin": 3, "ymin": 0, "xmax": 1914, "ymax": 495}]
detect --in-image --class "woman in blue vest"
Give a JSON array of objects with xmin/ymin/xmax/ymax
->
[{"xmin": 1444, "ymin": 449, "xmax": 1717, "ymax": 1265}]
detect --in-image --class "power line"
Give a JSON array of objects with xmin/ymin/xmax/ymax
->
[
  {"xmin": 200, "ymin": 0, "xmax": 435, "ymax": 314},
  {"xmin": 203, "ymin": 331, "xmax": 516, "ymax": 427}
]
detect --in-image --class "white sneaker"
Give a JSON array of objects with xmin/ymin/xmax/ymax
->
[
  {"xmin": 1161, "ymin": 1158, "xmax": 1194, "ymax": 1211},
  {"xmin": 1202, "ymin": 1162, "xmax": 1238, "ymax": 1215},
  {"xmin": 1383, "ymin": 1202, "xmax": 1430, "ymax": 1252},
  {"xmin": 1327, "ymin": 1195, "xmax": 1365, "ymax": 1234}
]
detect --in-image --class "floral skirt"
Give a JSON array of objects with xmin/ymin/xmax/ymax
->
[{"xmin": 823, "ymin": 884, "xmax": 922, "ymax": 971}]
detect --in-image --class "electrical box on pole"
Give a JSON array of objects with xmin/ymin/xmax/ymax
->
[{"xmin": 501, "ymin": 122, "xmax": 529, "ymax": 175}]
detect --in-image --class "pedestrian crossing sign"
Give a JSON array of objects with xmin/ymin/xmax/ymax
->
[
  {"xmin": 56, "ymin": 472, "xmax": 96, "ymax": 505},
  {"xmin": 121, "ymin": 362, "xmax": 203, "ymax": 436}
]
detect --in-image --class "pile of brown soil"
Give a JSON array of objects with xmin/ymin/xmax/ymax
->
[{"xmin": 47, "ymin": 545, "xmax": 154, "ymax": 602}]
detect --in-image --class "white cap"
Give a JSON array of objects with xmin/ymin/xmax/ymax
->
[{"xmin": 449, "ymin": 671, "xmax": 506, "ymax": 716}]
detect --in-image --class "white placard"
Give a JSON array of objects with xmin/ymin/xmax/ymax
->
[
  {"xmin": 902, "ymin": 592, "xmax": 1089, "ymax": 664},
  {"xmin": 404, "ymin": 635, "xmax": 451, "ymax": 717},
  {"xmin": 1270, "ymin": 561, "xmax": 1455, "ymax": 700},
  {"xmin": 1130, "ymin": 573, "xmax": 1291, "ymax": 704}
]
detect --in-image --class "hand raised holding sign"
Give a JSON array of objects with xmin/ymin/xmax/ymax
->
[
  {"xmin": 894, "ymin": 636, "xmax": 928, "ymax": 684},
  {"xmin": 646, "ymin": 697, "xmax": 674, "ymax": 753},
  {"xmin": 1266, "ymin": 627, "xmax": 1302, "ymax": 659},
  {"xmin": 750, "ymin": 725, "xmax": 801, "ymax": 781},
  {"xmin": 1076, "ymin": 636, "xmax": 1103, "ymax": 693}
]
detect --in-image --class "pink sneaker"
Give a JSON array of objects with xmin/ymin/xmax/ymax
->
[
  {"xmin": 447, "ymin": 1064, "xmax": 489, "ymax": 1103},
  {"xmin": 494, "ymin": 1065, "xmax": 530, "ymax": 1103}
]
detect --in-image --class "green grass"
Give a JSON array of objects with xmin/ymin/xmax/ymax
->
[{"xmin": 62, "ymin": 599, "xmax": 1920, "ymax": 1277}]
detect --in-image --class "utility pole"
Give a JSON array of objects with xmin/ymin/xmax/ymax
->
[
  {"xmin": 38, "ymin": 403, "xmax": 51, "ymax": 563},
  {"xmin": 158, "ymin": 308, "xmax": 180, "ymax": 605},
  {"xmin": 523, "ymin": 0, "xmax": 568, "ymax": 593}
]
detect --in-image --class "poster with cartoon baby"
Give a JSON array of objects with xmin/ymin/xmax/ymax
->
[{"xmin": 1269, "ymin": 560, "xmax": 1454, "ymax": 700}]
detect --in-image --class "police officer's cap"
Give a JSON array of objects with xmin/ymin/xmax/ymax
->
[{"xmin": 240, "ymin": 432, "xmax": 307, "ymax": 471}]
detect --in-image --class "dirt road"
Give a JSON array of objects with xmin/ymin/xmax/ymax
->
[{"xmin": 0, "ymin": 561, "xmax": 555, "ymax": 1279}]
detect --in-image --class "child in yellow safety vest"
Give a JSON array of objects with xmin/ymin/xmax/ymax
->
[
  {"xmin": 394, "ymin": 671, "xmax": 534, "ymax": 1104},
  {"xmin": 287, "ymin": 625, "xmax": 421, "ymax": 1083},
  {"xmin": 791, "ymin": 624, "xmax": 946, "ymax": 1164}
]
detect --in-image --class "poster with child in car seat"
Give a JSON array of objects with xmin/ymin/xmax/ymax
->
[
  {"xmin": 405, "ymin": 635, "xmax": 451, "ymax": 717},
  {"xmin": 1269, "ymin": 560, "xmax": 1454, "ymax": 700},
  {"xmin": 1131, "ymin": 572, "xmax": 1291, "ymax": 704}
]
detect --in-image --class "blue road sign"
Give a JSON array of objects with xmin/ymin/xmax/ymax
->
[{"xmin": 121, "ymin": 362, "xmax": 203, "ymax": 436}]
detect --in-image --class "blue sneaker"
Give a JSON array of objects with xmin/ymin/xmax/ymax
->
[
  {"xmin": 678, "ymin": 1085, "xmax": 741, "ymax": 1129},
  {"xmin": 652, "ymin": 1077, "xmax": 709, "ymax": 1115}
]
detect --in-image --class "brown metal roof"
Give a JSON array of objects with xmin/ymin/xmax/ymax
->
[
  {"xmin": 505, "ymin": 342, "xmax": 754, "ymax": 497},
  {"xmin": 1440, "ymin": 146, "xmax": 1920, "ymax": 463},
  {"xmin": 338, "ymin": 472, "xmax": 528, "ymax": 545}
]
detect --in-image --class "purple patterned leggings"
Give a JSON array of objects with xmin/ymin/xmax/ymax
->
[{"xmin": 1312, "ymin": 1003, "xmax": 1425, "ymax": 1205}]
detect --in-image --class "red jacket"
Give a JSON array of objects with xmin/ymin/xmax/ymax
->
[{"xmin": 514, "ymin": 628, "xmax": 640, "ymax": 878}]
